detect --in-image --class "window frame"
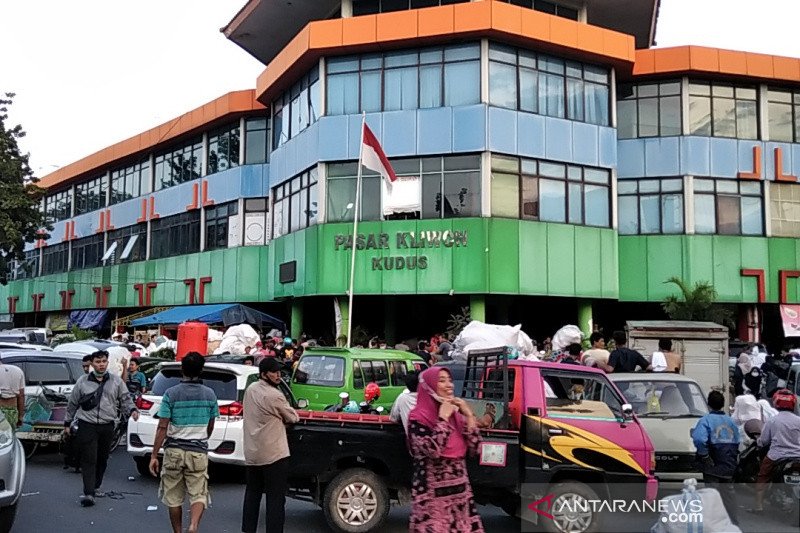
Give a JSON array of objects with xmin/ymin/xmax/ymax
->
[
  {"xmin": 204, "ymin": 201, "xmax": 239, "ymax": 250},
  {"xmin": 688, "ymin": 81, "xmax": 759, "ymax": 139},
  {"xmin": 617, "ymin": 178, "xmax": 685, "ymax": 235},
  {"xmin": 693, "ymin": 178, "xmax": 763, "ymax": 236},
  {"xmin": 149, "ymin": 211, "xmax": 201, "ymax": 259},
  {"xmin": 616, "ymin": 81, "xmax": 683, "ymax": 139},
  {"xmin": 207, "ymin": 122, "xmax": 241, "ymax": 174},
  {"xmin": 272, "ymin": 168, "xmax": 319, "ymax": 238}
]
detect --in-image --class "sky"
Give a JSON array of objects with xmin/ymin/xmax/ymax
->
[{"xmin": 3, "ymin": 0, "xmax": 800, "ymax": 177}]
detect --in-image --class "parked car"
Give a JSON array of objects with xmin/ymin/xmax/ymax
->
[
  {"xmin": 284, "ymin": 350, "xmax": 657, "ymax": 533},
  {"xmin": 0, "ymin": 412, "xmax": 25, "ymax": 533},
  {"xmin": 54, "ymin": 341, "xmax": 132, "ymax": 376},
  {"xmin": 609, "ymin": 373, "xmax": 709, "ymax": 483},
  {"xmin": 291, "ymin": 347, "xmax": 427, "ymax": 411},
  {"xmin": 127, "ymin": 361, "xmax": 265, "ymax": 474},
  {"xmin": 0, "ymin": 343, "xmax": 52, "ymax": 352},
  {"xmin": 0, "ymin": 328, "xmax": 49, "ymax": 346}
]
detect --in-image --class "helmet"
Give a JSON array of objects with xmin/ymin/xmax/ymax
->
[
  {"xmin": 343, "ymin": 401, "xmax": 360, "ymax": 413},
  {"xmin": 744, "ymin": 419, "xmax": 764, "ymax": 439},
  {"xmin": 364, "ymin": 382, "xmax": 381, "ymax": 403},
  {"xmin": 773, "ymin": 388, "xmax": 797, "ymax": 411},
  {"xmin": 284, "ymin": 337, "xmax": 293, "ymax": 345}
]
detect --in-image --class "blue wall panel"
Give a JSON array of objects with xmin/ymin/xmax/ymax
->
[
  {"xmin": 544, "ymin": 117, "xmax": 573, "ymax": 162},
  {"xmin": 680, "ymin": 136, "xmax": 710, "ymax": 176},
  {"xmin": 317, "ymin": 115, "xmax": 349, "ymax": 161},
  {"xmin": 617, "ymin": 140, "xmax": 645, "ymax": 178},
  {"xmin": 598, "ymin": 127, "xmax": 616, "ymax": 168},
  {"xmin": 382, "ymin": 110, "xmax": 417, "ymax": 157},
  {"xmin": 709, "ymin": 138, "xmax": 738, "ymax": 177},
  {"xmin": 517, "ymin": 112, "xmax": 545, "ymax": 159},
  {"xmin": 488, "ymin": 107, "xmax": 518, "ymax": 155},
  {"xmin": 644, "ymin": 137, "xmax": 679, "ymax": 176},
  {"xmin": 452, "ymin": 105, "xmax": 486, "ymax": 152},
  {"xmin": 417, "ymin": 108, "xmax": 453, "ymax": 154},
  {"xmin": 572, "ymin": 122, "xmax": 598, "ymax": 166}
]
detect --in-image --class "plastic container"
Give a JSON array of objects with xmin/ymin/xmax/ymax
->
[{"xmin": 176, "ymin": 321, "xmax": 209, "ymax": 360}]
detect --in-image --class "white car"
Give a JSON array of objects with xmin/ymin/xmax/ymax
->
[
  {"xmin": 0, "ymin": 343, "xmax": 52, "ymax": 352},
  {"xmin": 126, "ymin": 361, "xmax": 259, "ymax": 475},
  {"xmin": 54, "ymin": 341, "xmax": 131, "ymax": 376}
]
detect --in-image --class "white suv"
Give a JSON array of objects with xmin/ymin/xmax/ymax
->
[{"xmin": 127, "ymin": 361, "xmax": 259, "ymax": 476}]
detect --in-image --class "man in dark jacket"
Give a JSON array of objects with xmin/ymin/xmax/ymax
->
[
  {"xmin": 691, "ymin": 390, "xmax": 740, "ymax": 525},
  {"xmin": 607, "ymin": 331, "xmax": 652, "ymax": 373}
]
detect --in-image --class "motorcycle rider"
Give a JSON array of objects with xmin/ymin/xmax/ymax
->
[
  {"xmin": 751, "ymin": 388, "xmax": 800, "ymax": 513},
  {"xmin": 360, "ymin": 382, "xmax": 381, "ymax": 414},
  {"xmin": 691, "ymin": 390, "xmax": 740, "ymax": 525}
]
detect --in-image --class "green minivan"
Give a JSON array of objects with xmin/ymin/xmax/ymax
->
[{"xmin": 290, "ymin": 347, "xmax": 428, "ymax": 411}]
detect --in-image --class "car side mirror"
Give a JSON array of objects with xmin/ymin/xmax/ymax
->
[
  {"xmin": 297, "ymin": 398, "xmax": 309, "ymax": 410},
  {"xmin": 622, "ymin": 403, "xmax": 634, "ymax": 420}
]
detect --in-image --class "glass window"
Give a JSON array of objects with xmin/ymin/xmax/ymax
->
[
  {"xmin": 292, "ymin": 356, "xmax": 345, "ymax": 387},
  {"xmin": 271, "ymin": 168, "xmax": 319, "ymax": 236},
  {"xmin": 272, "ymin": 69, "xmax": 321, "ymax": 149},
  {"xmin": 110, "ymin": 161, "xmax": 150, "ymax": 205},
  {"xmin": 26, "ymin": 361, "xmax": 71, "ymax": 385},
  {"xmin": 617, "ymin": 179, "xmax": 685, "ymax": 235},
  {"xmin": 689, "ymin": 81, "xmax": 758, "ymax": 139},
  {"xmin": 617, "ymin": 82, "xmax": 683, "ymax": 139},
  {"xmin": 244, "ymin": 118, "xmax": 269, "ymax": 164},
  {"xmin": 541, "ymin": 370, "xmax": 624, "ymax": 421},
  {"xmin": 693, "ymin": 179, "xmax": 762, "ymax": 235},
  {"xmin": 105, "ymin": 224, "xmax": 147, "ymax": 264},
  {"xmin": 767, "ymin": 88, "xmax": 800, "ymax": 142},
  {"xmin": 154, "ymin": 138, "xmax": 202, "ymax": 191},
  {"xmin": 41, "ymin": 242, "xmax": 69, "ymax": 275},
  {"xmin": 205, "ymin": 201, "xmax": 239, "ymax": 250},
  {"xmin": 70, "ymin": 234, "xmax": 104, "ymax": 271},
  {"xmin": 75, "ymin": 176, "xmax": 107, "ymax": 216},
  {"xmin": 208, "ymin": 122, "xmax": 241, "ymax": 174},
  {"xmin": 149, "ymin": 211, "xmax": 201, "ymax": 259},
  {"xmin": 44, "ymin": 190, "xmax": 72, "ymax": 222}
]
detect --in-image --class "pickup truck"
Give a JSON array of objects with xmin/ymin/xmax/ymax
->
[{"xmin": 284, "ymin": 350, "xmax": 658, "ymax": 533}]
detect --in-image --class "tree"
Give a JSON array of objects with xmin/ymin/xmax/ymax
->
[
  {"xmin": 661, "ymin": 276, "xmax": 733, "ymax": 325},
  {"xmin": 0, "ymin": 93, "xmax": 48, "ymax": 283}
]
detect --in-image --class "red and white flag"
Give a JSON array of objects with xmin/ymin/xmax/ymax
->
[{"xmin": 360, "ymin": 123, "xmax": 397, "ymax": 186}]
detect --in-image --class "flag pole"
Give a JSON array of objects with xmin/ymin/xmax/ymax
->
[{"xmin": 347, "ymin": 113, "xmax": 366, "ymax": 348}]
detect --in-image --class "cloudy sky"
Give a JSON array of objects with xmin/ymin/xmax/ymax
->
[{"xmin": 3, "ymin": 0, "xmax": 800, "ymax": 176}]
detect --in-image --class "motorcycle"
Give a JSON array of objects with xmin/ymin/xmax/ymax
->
[{"xmin": 324, "ymin": 392, "xmax": 351, "ymax": 412}]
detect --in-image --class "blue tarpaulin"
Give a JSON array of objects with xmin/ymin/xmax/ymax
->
[
  {"xmin": 68, "ymin": 309, "xmax": 109, "ymax": 331},
  {"xmin": 130, "ymin": 304, "xmax": 285, "ymax": 330}
]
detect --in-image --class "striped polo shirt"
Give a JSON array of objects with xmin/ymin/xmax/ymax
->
[{"xmin": 158, "ymin": 380, "xmax": 219, "ymax": 452}]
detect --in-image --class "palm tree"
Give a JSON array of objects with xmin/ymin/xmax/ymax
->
[{"xmin": 661, "ymin": 277, "xmax": 732, "ymax": 325}]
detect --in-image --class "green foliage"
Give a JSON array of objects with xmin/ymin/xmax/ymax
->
[
  {"xmin": 49, "ymin": 326, "xmax": 95, "ymax": 347},
  {"xmin": 446, "ymin": 306, "xmax": 471, "ymax": 339},
  {"xmin": 0, "ymin": 94, "xmax": 48, "ymax": 283},
  {"xmin": 150, "ymin": 347, "xmax": 176, "ymax": 360},
  {"xmin": 661, "ymin": 277, "xmax": 733, "ymax": 326}
]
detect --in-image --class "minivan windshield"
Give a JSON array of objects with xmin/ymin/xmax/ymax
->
[
  {"xmin": 293, "ymin": 355, "xmax": 345, "ymax": 387},
  {"xmin": 615, "ymin": 379, "xmax": 708, "ymax": 418},
  {"xmin": 150, "ymin": 368, "xmax": 238, "ymax": 400}
]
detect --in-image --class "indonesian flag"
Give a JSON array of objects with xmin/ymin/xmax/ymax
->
[{"xmin": 360, "ymin": 123, "xmax": 397, "ymax": 186}]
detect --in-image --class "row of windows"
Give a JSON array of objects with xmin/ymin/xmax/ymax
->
[
  {"xmin": 207, "ymin": 124, "xmax": 241, "ymax": 175},
  {"xmin": 489, "ymin": 43, "xmax": 610, "ymax": 126},
  {"xmin": 154, "ymin": 138, "xmax": 203, "ymax": 191},
  {"xmin": 352, "ymin": 0, "xmax": 578, "ymax": 20},
  {"xmin": 273, "ymin": 70, "xmax": 321, "ymax": 150},
  {"xmin": 44, "ymin": 190, "xmax": 72, "ymax": 223},
  {"xmin": 75, "ymin": 176, "xmax": 107, "ymax": 216},
  {"xmin": 617, "ymin": 82, "xmax": 681, "ymax": 139},
  {"xmin": 273, "ymin": 169, "xmax": 319, "ymax": 238},
  {"xmin": 110, "ymin": 161, "xmax": 151, "ymax": 205}
]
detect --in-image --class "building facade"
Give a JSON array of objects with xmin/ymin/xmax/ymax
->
[{"xmin": 7, "ymin": 0, "xmax": 800, "ymax": 345}]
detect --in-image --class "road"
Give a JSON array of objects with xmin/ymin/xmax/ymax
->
[{"xmin": 13, "ymin": 448, "xmax": 800, "ymax": 533}]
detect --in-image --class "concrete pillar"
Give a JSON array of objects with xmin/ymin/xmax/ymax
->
[
  {"xmin": 291, "ymin": 298, "xmax": 304, "ymax": 338},
  {"xmin": 337, "ymin": 297, "xmax": 349, "ymax": 346},
  {"xmin": 577, "ymin": 299, "xmax": 593, "ymax": 341},
  {"xmin": 384, "ymin": 297, "xmax": 396, "ymax": 346},
  {"xmin": 470, "ymin": 295, "xmax": 486, "ymax": 323}
]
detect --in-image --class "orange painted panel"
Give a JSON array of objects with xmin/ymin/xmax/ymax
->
[
  {"xmin": 453, "ymin": 0, "xmax": 491, "ymax": 32},
  {"xmin": 746, "ymin": 52, "xmax": 774, "ymax": 78},
  {"xmin": 491, "ymin": 0, "xmax": 522, "ymax": 35},
  {"xmin": 190, "ymin": 108, "xmax": 204, "ymax": 130},
  {"xmin": 718, "ymin": 49, "xmax": 747, "ymax": 75},
  {"xmin": 342, "ymin": 14, "xmax": 377, "ymax": 46},
  {"xmin": 688, "ymin": 46, "xmax": 719, "ymax": 72},
  {"xmin": 577, "ymin": 24, "xmax": 606, "ymax": 57},
  {"xmin": 601, "ymin": 30, "xmax": 633, "ymax": 62},
  {"xmin": 653, "ymin": 46, "xmax": 690, "ymax": 72},
  {"xmin": 549, "ymin": 16, "xmax": 578, "ymax": 49},
  {"xmin": 519, "ymin": 8, "xmax": 550, "ymax": 42},
  {"xmin": 773, "ymin": 56, "xmax": 800, "ymax": 81},
  {"xmin": 633, "ymin": 49, "xmax": 655, "ymax": 75},
  {"xmin": 309, "ymin": 18, "xmax": 342, "ymax": 49},
  {"xmin": 376, "ymin": 9, "xmax": 418, "ymax": 42},
  {"xmin": 417, "ymin": 5, "xmax": 455, "ymax": 38}
]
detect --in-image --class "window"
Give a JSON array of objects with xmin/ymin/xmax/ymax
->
[
  {"xmin": 352, "ymin": 0, "xmax": 468, "ymax": 16},
  {"xmin": 41, "ymin": 243, "xmax": 69, "ymax": 275},
  {"xmin": 110, "ymin": 161, "xmax": 151, "ymax": 205},
  {"xmin": 614, "ymin": 380, "xmax": 708, "ymax": 418},
  {"xmin": 617, "ymin": 82, "xmax": 682, "ymax": 138},
  {"xmin": 767, "ymin": 88, "xmax": 800, "ymax": 142},
  {"xmin": 11, "ymin": 249, "xmax": 39, "ymax": 280},
  {"xmin": 490, "ymin": 155, "xmax": 610, "ymax": 227},
  {"xmin": 44, "ymin": 190, "xmax": 72, "ymax": 222},
  {"xmin": 105, "ymin": 224, "xmax": 147, "ymax": 264},
  {"xmin": 689, "ymin": 81, "xmax": 758, "ymax": 139},
  {"xmin": 390, "ymin": 361, "xmax": 408, "ymax": 386},
  {"xmin": 617, "ymin": 179, "xmax": 684, "ymax": 235},
  {"xmin": 272, "ymin": 168, "xmax": 319, "ymax": 238},
  {"xmin": 273, "ymin": 69, "xmax": 321, "ymax": 149},
  {"xmin": 352, "ymin": 360, "xmax": 364, "ymax": 389},
  {"xmin": 541, "ymin": 370, "xmax": 623, "ymax": 420},
  {"xmin": 207, "ymin": 123, "xmax": 241, "ymax": 174},
  {"xmin": 244, "ymin": 117, "xmax": 270, "ymax": 164},
  {"xmin": 152, "ymin": 368, "xmax": 238, "ymax": 400},
  {"xmin": 488, "ymin": 43, "xmax": 610, "ymax": 126},
  {"xmin": 150, "ymin": 211, "xmax": 201, "ymax": 259},
  {"xmin": 327, "ymin": 155, "xmax": 481, "ymax": 222},
  {"xmin": 74, "ymin": 176, "xmax": 107, "ymax": 215},
  {"xmin": 205, "ymin": 201, "xmax": 239, "ymax": 250},
  {"xmin": 154, "ymin": 138, "xmax": 203, "ymax": 191},
  {"xmin": 693, "ymin": 179, "xmax": 763, "ymax": 235},
  {"xmin": 326, "ymin": 43, "xmax": 480, "ymax": 116},
  {"xmin": 25, "ymin": 361, "xmax": 71, "ymax": 385},
  {"xmin": 503, "ymin": 0, "xmax": 579, "ymax": 19},
  {"xmin": 769, "ymin": 182, "xmax": 800, "ymax": 237},
  {"xmin": 292, "ymin": 356, "xmax": 345, "ymax": 387},
  {"xmin": 70, "ymin": 234, "xmax": 104, "ymax": 271}
]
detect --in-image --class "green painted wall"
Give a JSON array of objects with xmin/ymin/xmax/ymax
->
[
  {"xmin": 3, "ymin": 219, "xmax": 618, "ymax": 314},
  {"xmin": 618, "ymin": 235, "xmax": 800, "ymax": 303}
]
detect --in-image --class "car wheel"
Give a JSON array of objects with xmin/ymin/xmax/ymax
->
[
  {"xmin": 0, "ymin": 502, "xmax": 18, "ymax": 533},
  {"xmin": 541, "ymin": 481, "xmax": 601, "ymax": 533},
  {"xmin": 135, "ymin": 456, "xmax": 157, "ymax": 478},
  {"xmin": 323, "ymin": 468, "xmax": 389, "ymax": 533}
]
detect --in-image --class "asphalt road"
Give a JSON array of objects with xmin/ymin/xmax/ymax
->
[{"xmin": 13, "ymin": 448, "xmax": 800, "ymax": 533}]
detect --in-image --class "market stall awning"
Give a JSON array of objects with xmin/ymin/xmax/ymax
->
[{"xmin": 130, "ymin": 304, "xmax": 285, "ymax": 330}]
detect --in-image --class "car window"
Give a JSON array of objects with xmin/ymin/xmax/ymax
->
[
  {"xmin": 390, "ymin": 361, "xmax": 408, "ymax": 386},
  {"xmin": 614, "ymin": 379, "xmax": 708, "ymax": 418},
  {"xmin": 151, "ymin": 368, "xmax": 238, "ymax": 400},
  {"xmin": 26, "ymin": 360, "xmax": 72, "ymax": 385},
  {"xmin": 68, "ymin": 360, "xmax": 85, "ymax": 380},
  {"xmin": 292, "ymin": 356, "xmax": 345, "ymax": 387},
  {"xmin": 352, "ymin": 360, "xmax": 364, "ymax": 389},
  {"xmin": 360, "ymin": 361, "xmax": 376, "ymax": 385},
  {"xmin": 541, "ymin": 370, "xmax": 623, "ymax": 421},
  {"xmin": 372, "ymin": 361, "xmax": 389, "ymax": 387}
]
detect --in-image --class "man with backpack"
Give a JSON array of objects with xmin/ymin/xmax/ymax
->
[{"xmin": 64, "ymin": 350, "xmax": 139, "ymax": 507}]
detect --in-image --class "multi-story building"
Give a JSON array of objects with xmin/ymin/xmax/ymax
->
[{"xmin": 6, "ymin": 0, "xmax": 800, "ymax": 346}]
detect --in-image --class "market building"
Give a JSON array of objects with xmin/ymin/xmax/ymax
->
[{"xmin": 7, "ymin": 0, "xmax": 800, "ymax": 347}]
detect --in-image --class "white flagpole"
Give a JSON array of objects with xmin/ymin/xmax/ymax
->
[{"xmin": 347, "ymin": 113, "xmax": 366, "ymax": 348}]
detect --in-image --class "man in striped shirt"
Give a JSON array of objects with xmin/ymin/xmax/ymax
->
[{"xmin": 149, "ymin": 352, "xmax": 219, "ymax": 533}]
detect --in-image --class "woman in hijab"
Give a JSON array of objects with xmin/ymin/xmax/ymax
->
[{"xmin": 407, "ymin": 367, "xmax": 484, "ymax": 533}]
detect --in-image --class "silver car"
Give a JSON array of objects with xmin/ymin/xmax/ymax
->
[{"xmin": 0, "ymin": 413, "xmax": 25, "ymax": 533}]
